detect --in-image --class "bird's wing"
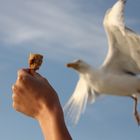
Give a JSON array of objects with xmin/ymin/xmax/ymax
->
[
  {"xmin": 104, "ymin": 0, "xmax": 126, "ymax": 35},
  {"xmin": 63, "ymin": 77, "xmax": 98, "ymax": 125},
  {"xmin": 101, "ymin": 0, "xmax": 140, "ymax": 74}
]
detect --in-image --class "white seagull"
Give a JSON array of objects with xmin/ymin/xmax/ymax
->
[{"xmin": 64, "ymin": 0, "xmax": 140, "ymax": 125}]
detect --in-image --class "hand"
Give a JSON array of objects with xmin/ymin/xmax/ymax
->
[
  {"xmin": 12, "ymin": 69, "xmax": 62, "ymax": 119},
  {"xmin": 12, "ymin": 69, "xmax": 72, "ymax": 140}
]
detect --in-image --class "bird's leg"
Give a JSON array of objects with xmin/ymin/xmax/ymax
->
[{"xmin": 131, "ymin": 96, "xmax": 140, "ymax": 126}]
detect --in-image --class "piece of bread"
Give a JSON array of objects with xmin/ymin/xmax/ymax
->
[{"xmin": 28, "ymin": 53, "xmax": 43, "ymax": 73}]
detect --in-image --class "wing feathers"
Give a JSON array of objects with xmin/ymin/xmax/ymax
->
[
  {"xmin": 64, "ymin": 77, "xmax": 97, "ymax": 125},
  {"xmin": 104, "ymin": 0, "xmax": 126, "ymax": 35},
  {"xmin": 102, "ymin": 0, "xmax": 140, "ymax": 74}
]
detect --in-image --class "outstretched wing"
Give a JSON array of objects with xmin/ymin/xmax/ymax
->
[
  {"xmin": 102, "ymin": 0, "xmax": 140, "ymax": 74},
  {"xmin": 63, "ymin": 77, "xmax": 98, "ymax": 125}
]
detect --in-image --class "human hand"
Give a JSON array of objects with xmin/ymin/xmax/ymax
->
[
  {"xmin": 12, "ymin": 69, "xmax": 62, "ymax": 120},
  {"xmin": 12, "ymin": 69, "xmax": 72, "ymax": 140}
]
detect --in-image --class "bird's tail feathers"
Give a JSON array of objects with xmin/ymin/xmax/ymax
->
[
  {"xmin": 88, "ymin": 89, "xmax": 100, "ymax": 104},
  {"xmin": 63, "ymin": 89, "xmax": 100, "ymax": 125},
  {"xmin": 63, "ymin": 91, "xmax": 89, "ymax": 125}
]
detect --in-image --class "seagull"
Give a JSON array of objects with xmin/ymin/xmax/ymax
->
[{"xmin": 64, "ymin": 0, "xmax": 140, "ymax": 125}]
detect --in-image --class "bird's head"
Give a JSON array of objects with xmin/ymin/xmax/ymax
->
[{"xmin": 66, "ymin": 59, "xmax": 91, "ymax": 73}]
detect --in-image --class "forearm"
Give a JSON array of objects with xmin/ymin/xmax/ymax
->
[{"xmin": 38, "ymin": 106, "xmax": 72, "ymax": 140}]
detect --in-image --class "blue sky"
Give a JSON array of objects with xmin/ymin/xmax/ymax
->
[{"xmin": 0, "ymin": 0, "xmax": 140, "ymax": 140}]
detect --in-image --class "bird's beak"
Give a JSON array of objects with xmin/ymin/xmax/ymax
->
[{"xmin": 66, "ymin": 63, "xmax": 78, "ymax": 69}]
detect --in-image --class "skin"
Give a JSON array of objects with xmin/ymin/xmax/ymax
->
[{"xmin": 12, "ymin": 69, "xmax": 72, "ymax": 140}]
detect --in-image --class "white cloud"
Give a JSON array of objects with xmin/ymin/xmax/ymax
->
[
  {"xmin": 0, "ymin": 0, "xmax": 139, "ymax": 64},
  {"xmin": 0, "ymin": 0, "xmax": 105, "ymax": 45}
]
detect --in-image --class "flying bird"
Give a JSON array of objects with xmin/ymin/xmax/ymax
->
[{"xmin": 64, "ymin": 0, "xmax": 140, "ymax": 125}]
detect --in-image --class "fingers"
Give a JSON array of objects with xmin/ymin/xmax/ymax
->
[
  {"xmin": 17, "ymin": 69, "xmax": 36, "ymax": 89},
  {"xmin": 12, "ymin": 84, "xmax": 23, "ymax": 111},
  {"xmin": 12, "ymin": 84, "xmax": 24, "ymax": 97},
  {"xmin": 17, "ymin": 69, "xmax": 31, "ymax": 80},
  {"xmin": 17, "ymin": 69, "xmax": 47, "ymax": 85},
  {"xmin": 12, "ymin": 83, "xmax": 40, "ymax": 118},
  {"xmin": 12, "ymin": 83, "xmax": 31, "ymax": 114},
  {"xmin": 12, "ymin": 68, "xmax": 62, "ymax": 119},
  {"xmin": 17, "ymin": 68, "xmax": 43, "ymax": 79}
]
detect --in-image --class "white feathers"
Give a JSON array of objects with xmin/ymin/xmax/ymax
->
[
  {"xmin": 104, "ymin": 0, "xmax": 126, "ymax": 35},
  {"xmin": 103, "ymin": 0, "xmax": 140, "ymax": 74},
  {"xmin": 64, "ymin": 77, "xmax": 89, "ymax": 125},
  {"xmin": 64, "ymin": 0, "xmax": 140, "ymax": 125},
  {"xmin": 64, "ymin": 63, "xmax": 98, "ymax": 125}
]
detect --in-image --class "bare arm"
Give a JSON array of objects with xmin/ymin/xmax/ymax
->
[{"xmin": 12, "ymin": 69, "xmax": 72, "ymax": 140}]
